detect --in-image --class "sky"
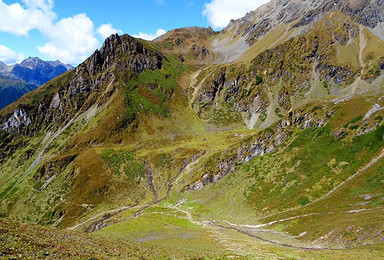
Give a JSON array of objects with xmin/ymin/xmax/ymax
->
[{"xmin": 0, "ymin": 0, "xmax": 269, "ymax": 66}]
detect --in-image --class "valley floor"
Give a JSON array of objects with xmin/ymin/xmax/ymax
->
[{"xmin": 1, "ymin": 217, "xmax": 384, "ymax": 259}]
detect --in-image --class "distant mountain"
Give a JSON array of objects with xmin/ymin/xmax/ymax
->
[
  {"xmin": 1, "ymin": 57, "xmax": 74, "ymax": 86},
  {"xmin": 0, "ymin": 57, "xmax": 73, "ymax": 109},
  {"xmin": 0, "ymin": 61, "xmax": 11, "ymax": 74},
  {"xmin": 0, "ymin": 75, "xmax": 36, "ymax": 110}
]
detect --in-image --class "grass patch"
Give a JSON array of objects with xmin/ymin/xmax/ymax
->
[
  {"xmin": 244, "ymin": 124, "xmax": 384, "ymax": 212},
  {"xmin": 117, "ymin": 54, "xmax": 188, "ymax": 127},
  {"xmin": 101, "ymin": 149, "xmax": 145, "ymax": 181}
]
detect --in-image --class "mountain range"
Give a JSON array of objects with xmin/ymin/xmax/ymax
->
[
  {"xmin": 1, "ymin": 0, "xmax": 384, "ymax": 258},
  {"xmin": 0, "ymin": 57, "xmax": 73, "ymax": 109}
]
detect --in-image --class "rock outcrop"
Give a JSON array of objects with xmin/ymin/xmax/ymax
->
[{"xmin": 0, "ymin": 108, "xmax": 31, "ymax": 133}]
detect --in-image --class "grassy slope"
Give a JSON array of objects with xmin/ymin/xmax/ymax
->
[{"xmin": 0, "ymin": 218, "xmax": 220, "ymax": 259}]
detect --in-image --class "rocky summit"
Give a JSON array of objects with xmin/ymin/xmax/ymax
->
[{"xmin": 1, "ymin": 0, "xmax": 384, "ymax": 258}]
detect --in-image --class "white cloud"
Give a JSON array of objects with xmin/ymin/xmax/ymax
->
[
  {"xmin": 0, "ymin": 45, "xmax": 25, "ymax": 64},
  {"xmin": 132, "ymin": 29, "xmax": 167, "ymax": 41},
  {"xmin": 22, "ymin": 0, "xmax": 55, "ymax": 19},
  {"xmin": 203, "ymin": 0, "xmax": 270, "ymax": 29},
  {"xmin": 0, "ymin": 0, "xmax": 122, "ymax": 65},
  {"xmin": 97, "ymin": 24, "xmax": 123, "ymax": 40},
  {"xmin": 0, "ymin": 0, "xmax": 52, "ymax": 36},
  {"xmin": 37, "ymin": 14, "xmax": 100, "ymax": 65}
]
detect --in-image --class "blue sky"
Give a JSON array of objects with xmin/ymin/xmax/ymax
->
[{"xmin": 0, "ymin": 0, "xmax": 269, "ymax": 65}]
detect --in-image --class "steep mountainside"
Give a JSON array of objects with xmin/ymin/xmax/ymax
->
[{"xmin": 1, "ymin": 0, "xmax": 384, "ymax": 258}]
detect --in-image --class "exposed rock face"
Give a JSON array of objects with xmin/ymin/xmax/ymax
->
[
  {"xmin": 191, "ymin": 44, "xmax": 210, "ymax": 60},
  {"xmin": 1, "ymin": 108, "xmax": 31, "ymax": 133},
  {"xmin": 195, "ymin": 9, "xmax": 362, "ymax": 118},
  {"xmin": 0, "ymin": 61, "xmax": 10, "ymax": 74},
  {"xmin": 86, "ymin": 34, "xmax": 163, "ymax": 75},
  {"xmin": 244, "ymin": 18, "xmax": 272, "ymax": 46},
  {"xmin": 154, "ymin": 27, "xmax": 216, "ymax": 65},
  {"xmin": 196, "ymin": 67, "xmax": 227, "ymax": 104},
  {"xmin": 34, "ymin": 154, "xmax": 77, "ymax": 184}
]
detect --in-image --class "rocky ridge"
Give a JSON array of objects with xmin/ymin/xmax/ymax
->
[
  {"xmin": 0, "ymin": 34, "xmax": 163, "ymax": 134},
  {"xmin": 223, "ymin": 0, "xmax": 384, "ymax": 47},
  {"xmin": 0, "ymin": 34, "xmax": 167, "ymax": 163}
]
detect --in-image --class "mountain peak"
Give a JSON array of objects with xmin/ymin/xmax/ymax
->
[
  {"xmin": 19, "ymin": 57, "xmax": 74, "ymax": 71},
  {"xmin": 82, "ymin": 33, "xmax": 163, "ymax": 76}
]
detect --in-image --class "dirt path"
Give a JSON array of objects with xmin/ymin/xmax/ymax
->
[
  {"xmin": 218, "ymin": 213, "xmax": 319, "ymax": 231},
  {"xmin": 67, "ymin": 205, "xmax": 143, "ymax": 231},
  {"xmin": 167, "ymin": 206, "xmax": 329, "ymax": 250},
  {"xmin": 76, "ymin": 146, "xmax": 351, "ymax": 250},
  {"xmin": 80, "ymin": 148, "xmax": 335, "ymax": 250}
]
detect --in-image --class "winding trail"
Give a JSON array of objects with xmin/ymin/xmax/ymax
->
[
  {"xmin": 204, "ymin": 217, "xmax": 329, "ymax": 250},
  {"xmin": 168, "ymin": 207, "xmax": 329, "ymax": 250},
  {"xmin": 218, "ymin": 213, "xmax": 320, "ymax": 230},
  {"xmin": 79, "ymin": 148, "xmax": 339, "ymax": 250},
  {"xmin": 111, "ymin": 203, "xmax": 332, "ymax": 250}
]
